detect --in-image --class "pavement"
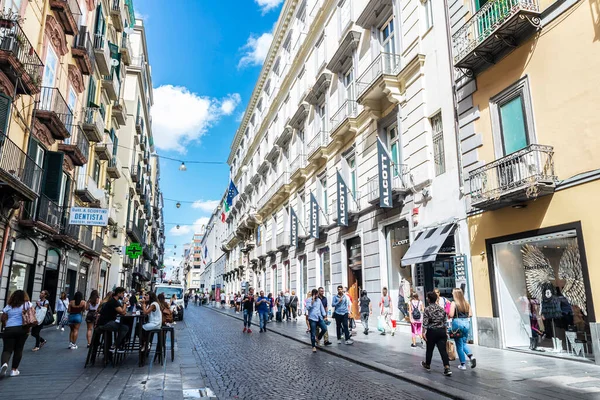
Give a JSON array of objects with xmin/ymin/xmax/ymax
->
[{"xmin": 207, "ymin": 304, "xmax": 600, "ymax": 400}]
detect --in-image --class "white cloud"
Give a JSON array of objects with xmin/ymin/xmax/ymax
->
[
  {"xmin": 191, "ymin": 200, "xmax": 220, "ymax": 213},
  {"xmin": 168, "ymin": 217, "xmax": 210, "ymax": 237},
  {"xmin": 169, "ymin": 225, "xmax": 192, "ymax": 237},
  {"xmin": 255, "ymin": 0, "xmax": 284, "ymax": 14},
  {"xmin": 152, "ymin": 85, "xmax": 241, "ymax": 152},
  {"xmin": 238, "ymin": 32, "xmax": 273, "ymax": 68}
]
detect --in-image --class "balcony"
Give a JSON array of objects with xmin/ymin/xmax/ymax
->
[
  {"xmin": 289, "ymin": 102, "xmax": 310, "ymax": 130},
  {"xmin": 469, "ymin": 144, "xmax": 556, "ymax": 210},
  {"xmin": 275, "ymin": 125, "xmax": 293, "ymax": 148},
  {"xmin": 91, "ymin": 235, "xmax": 103, "ymax": 255},
  {"xmin": 75, "ymin": 173, "xmax": 104, "ymax": 204},
  {"xmin": 143, "ymin": 244, "xmax": 154, "ymax": 260},
  {"xmin": 58, "ymin": 125, "xmax": 89, "ymax": 166},
  {"xmin": 107, "ymin": 155, "xmax": 121, "ymax": 179},
  {"xmin": 108, "ymin": 207, "xmax": 117, "ymax": 225},
  {"xmin": 72, "ymin": 27, "xmax": 94, "ymax": 75},
  {"xmin": 110, "ymin": 0, "xmax": 125, "ymax": 31},
  {"xmin": 276, "ymin": 231, "xmax": 290, "ymax": 249},
  {"xmin": 20, "ymin": 195, "xmax": 62, "ymax": 233},
  {"xmin": 266, "ymin": 238, "xmax": 276, "ymax": 254},
  {"xmin": 0, "ymin": 132, "xmax": 43, "ymax": 201},
  {"xmin": 126, "ymin": 219, "xmax": 145, "ymax": 244},
  {"xmin": 120, "ymin": 31, "xmax": 132, "ymax": 65},
  {"xmin": 356, "ymin": 52, "xmax": 402, "ymax": 112},
  {"xmin": 93, "ymin": 33, "xmax": 111, "ymax": 75},
  {"xmin": 50, "ymin": 0, "xmax": 81, "ymax": 35},
  {"xmin": 102, "ymin": 68, "xmax": 120, "ymax": 101},
  {"xmin": 140, "ymin": 135, "xmax": 147, "ymax": 151},
  {"xmin": 330, "ymin": 100, "xmax": 358, "ymax": 140},
  {"xmin": 35, "ymin": 87, "xmax": 73, "ymax": 140},
  {"xmin": 135, "ymin": 116, "xmax": 144, "ymax": 135},
  {"xmin": 78, "ymin": 225, "xmax": 93, "ymax": 251},
  {"xmin": 453, "ymin": 0, "xmax": 541, "ymax": 75},
  {"xmin": 55, "ymin": 220, "xmax": 79, "ymax": 245},
  {"xmin": 112, "ymin": 99, "xmax": 127, "ymax": 125},
  {"xmin": 307, "ymin": 130, "xmax": 330, "ymax": 162},
  {"xmin": 290, "ymin": 154, "xmax": 307, "ymax": 179},
  {"xmin": 356, "ymin": 0, "xmax": 394, "ymax": 29},
  {"xmin": 94, "ymin": 132, "xmax": 113, "ymax": 161},
  {"xmin": 81, "ymin": 107, "xmax": 104, "ymax": 142},
  {"xmin": 265, "ymin": 144, "xmax": 280, "ymax": 163},
  {"xmin": 130, "ymin": 163, "xmax": 140, "ymax": 182},
  {"xmin": 305, "ymin": 71, "xmax": 332, "ymax": 106},
  {"xmin": 0, "ymin": 19, "xmax": 44, "ymax": 95},
  {"xmin": 367, "ymin": 167, "xmax": 409, "ymax": 205}
]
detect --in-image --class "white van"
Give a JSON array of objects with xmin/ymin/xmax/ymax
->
[{"xmin": 155, "ymin": 282, "xmax": 185, "ymax": 321}]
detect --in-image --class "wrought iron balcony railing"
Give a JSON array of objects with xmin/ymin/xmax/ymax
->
[
  {"xmin": 330, "ymin": 100, "xmax": 358, "ymax": 133},
  {"xmin": 0, "ymin": 18, "xmax": 43, "ymax": 95},
  {"xmin": 357, "ymin": 52, "xmax": 402, "ymax": 98},
  {"xmin": 307, "ymin": 130, "xmax": 330, "ymax": 159},
  {"xmin": 366, "ymin": 166, "xmax": 409, "ymax": 205},
  {"xmin": 36, "ymin": 87, "xmax": 73, "ymax": 139},
  {"xmin": 290, "ymin": 153, "xmax": 307, "ymax": 176},
  {"xmin": 469, "ymin": 144, "xmax": 556, "ymax": 209},
  {"xmin": 0, "ymin": 131, "xmax": 43, "ymax": 200},
  {"xmin": 21, "ymin": 194, "xmax": 62, "ymax": 232},
  {"xmin": 81, "ymin": 107, "xmax": 104, "ymax": 142},
  {"xmin": 72, "ymin": 26, "xmax": 95, "ymax": 75}
]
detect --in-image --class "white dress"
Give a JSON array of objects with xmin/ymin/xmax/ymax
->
[{"xmin": 143, "ymin": 302, "xmax": 162, "ymax": 331}]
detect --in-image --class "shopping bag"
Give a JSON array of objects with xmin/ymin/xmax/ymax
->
[
  {"xmin": 377, "ymin": 316, "xmax": 385, "ymax": 332},
  {"xmin": 36, "ymin": 307, "xmax": 47, "ymax": 325},
  {"xmin": 446, "ymin": 340, "xmax": 457, "ymax": 361}
]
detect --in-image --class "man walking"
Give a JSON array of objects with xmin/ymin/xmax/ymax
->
[
  {"xmin": 256, "ymin": 290, "xmax": 270, "ymax": 332},
  {"xmin": 380, "ymin": 287, "xmax": 394, "ymax": 336},
  {"xmin": 332, "ymin": 285, "xmax": 353, "ymax": 345},
  {"xmin": 284, "ymin": 291, "xmax": 291, "ymax": 321},
  {"xmin": 289, "ymin": 291, "xmax": 299, "ymax": 321},
  {"xmin": 316, "ymin": 287, "xmax": 332, "ymax": 346},
  {"xmin": 242, "ymin": 288, "xmax": 255, "ymax": 333}
]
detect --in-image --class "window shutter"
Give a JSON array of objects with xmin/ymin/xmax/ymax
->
[
  {"xmin": 112, "ymin": 131, "xmax": 118, "ymax": 157},
  {"xmin": 63, "ymin": 174, "xmax": 71, "ymax": 208},
  {"xmin": 87, "ymin": 76, "xmax": 96, "ymax": 107},
  {"xmin": 0, "ymin": 93, "xmax": 12, "ymax": 135},
  {"xmin": 27, "ymin": 137, "xmax": 39, "ymax": 160},
  {"xmin": 42, "ymin": 151, "xmax": 64, "ymax": 202}
]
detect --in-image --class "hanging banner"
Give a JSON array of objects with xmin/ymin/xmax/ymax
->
[
  {"xmin": 336, "ymin": 171, "xmax": 348, "ymax": 226},
  {"xmin": 377, "ymin": 137, "xmax": 393, "ymax": 208},
  {"xmin": 289, "ymin": 208, "xmax": 298, "ymax": 247},
  {"xmin": 309, "ymin": 193, "xmax": 319, "ymax": 239}
]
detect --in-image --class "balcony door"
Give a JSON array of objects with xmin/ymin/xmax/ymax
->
[
  {"xmin": 380, "ymin": 18, "xmax": 398, "ymax": 72},
  {"xmin": 65, "ymin": 87, "xmax": 77, "ymax": 140},
  {"xmin": 343, "ymin": 68, "xmax": 355, "ymax": 103},
  {"xmin": 41, "ymin": 46, "xmax": 58, "ymax": 110}
]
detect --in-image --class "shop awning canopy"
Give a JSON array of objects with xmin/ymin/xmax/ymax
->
[{"xmin": 401, "ymin": 223, "xmax": 456, "ymax": 266}]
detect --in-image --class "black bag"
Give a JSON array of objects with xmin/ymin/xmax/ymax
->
[
  {"xmin": 43, "ymin": 307, "xmax": 54, "ymax": 326},
  {"xmin": 412, "ymin": 301, "xmax": 421, "ymax": 320}
]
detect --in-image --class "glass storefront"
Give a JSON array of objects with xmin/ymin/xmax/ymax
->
[
  {"xmin": 8, "ymin": 262, "xmax": 31, "ymax": 300},
  {"xmin": 385, "ymin": 221, "xmax": 411, "ymax": 322},
  {"xmin": 492, "ymin": 229, "xmax": 592, "ymax": 360}
]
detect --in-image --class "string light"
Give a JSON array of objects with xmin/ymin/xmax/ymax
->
[{"xmin": 178, "ymin": 162, "xmax": 187, "ymax": 171}]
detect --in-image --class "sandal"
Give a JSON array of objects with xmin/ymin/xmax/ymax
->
[
  {"xmin": 40, "ymin": 340, "xmax": 47, "ymax": 348},
  {"xmin": 32, "ymin": 347, "xmax": 40, "ymax": 352}
]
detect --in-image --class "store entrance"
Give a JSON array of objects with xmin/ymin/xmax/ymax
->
[
  {"xmin": 346, "ymin": 237, "xmax": 362, "ymax": 318},
  {"xmin": 65, "ymin": 269, "xmax": 77, "ymax": 299}
]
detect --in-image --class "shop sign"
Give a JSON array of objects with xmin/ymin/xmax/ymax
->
[
  {"xmin": 69, "ymin": 207, "xmax": 109, "ymax": 226},
  {"xmin": 377, "ymin": 138, "xmax": 393, "ymax": 208},
  {"xmin": 126, "ymin": 243, "xmax": 143, "ymax": 259},
  {"xmin": 289, "ymin": 208, "xmax": 298, "ymax": 247},
  {"xmin": 392, "ymin": 238, "xmax": 410, "ymax": 247},
  {"xmin": 309, "ymin": 193, "xmax": 319, "ymax": 239},
  {"xmin": 336, "ymin": 171, "xmax": 348, "ymax": 226}
]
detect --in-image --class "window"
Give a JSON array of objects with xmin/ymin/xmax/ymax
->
[
  {"xmin": 319, "ymin": 175, "xmax": 328, "ymax": 214},
  {"xmin": 317, "ymin": 103, "xmax": 326, "ymax": 133},
  {"xmin": 431, "ymin": 113, "xmax": 445, "ymax": 176},
  {"xmin": 381, "ymin": 18, "xmax": 396, "ymax": 55},
  {"xmin": 388, "ymin": 125, "xmax": 400, "ymax": 177},
  {"xmin": 490, "ymin": 77, "xmax": 536, "ymax": 158},
  {"xmin": 78, "ymin": 0, "xmax": 87, "ymax": 27},
  {"xmin": 320, "ymin": 248, "xmax": 331, "ymax": 299},
  {"xmin": 58, "ymin": 172, "xmax": 68, "ymax": 207},
  {"xmin": 339, "ymin": 0, "xmax": 351, "ymax": 36},
  {"xmin": 93, "ymin": 160, "xmax": 101, "ymax": 184},
  {"xmin": 343, "ymin": 68, "xmax": 355, "ymax": 102},
  {"xmin": 65, "ymin": 87, "xmax": 77, "ymax": 138},
  {"xmin": 4, "ymin": 0, "xmax": 22, "ymax": 14},
  {"xmin": 346, "ymin": 153, "xmax": 357, "ymax": 197},
  {"xmin": 315, "ymin": 35, "xmax": 325, "ymax": 71},
  {"xmin": 423, "ymin": 0, "xmax": 434, "ymax": 31}
]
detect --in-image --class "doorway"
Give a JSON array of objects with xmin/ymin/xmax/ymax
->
[
  {"xmin": 43, "ymin": 249, "xmax": 60, "ymax": 310},
  {"xmin": 77, "ymin": 261, "xmax": 89, "ymax": 295},
  {"xmin": 66, "ymin": 269, "xmax": 77, "ymax": 299},
  {"xmin": 346, "ymin": 237, "xmax": 362, "ymax": 317}
]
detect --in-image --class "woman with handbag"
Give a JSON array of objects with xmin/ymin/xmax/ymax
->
[
  {"xmin": 67, "ymin": 291, "xmax": 86, "ymax": 349},
  {"xmin": 449, "ymin": 288, "xmax": 476, "ymax": 370},
  {"xmin": 31, "ymin": 290, "xmax": 51, "ymax": 351},
  {"xmin": 421, "ymin": 291, "xmax": 452, "ymax": 376},
  {"xmin": 56, "ymin": 292, "xmax": 69, "ymax": 331},
  {"xmin": 85, "ymin": 290, "xmax": 100, "ymax": 348},
  {"xmin": 1, "ymin": 290, "xmax": 33, "ymax": 377}
]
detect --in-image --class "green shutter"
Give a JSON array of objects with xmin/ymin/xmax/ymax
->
[
  {"xmin": 63, "ymin": 175, "xmax": 71, "ymax": 208},
  {"xmin": 87, "ymin": 76, "xmax": 96, "ymax": 107},
  {"xmin": 0, "ymin": 93, "xmax": 11, "ymax": 135},
  {"xmin": 42, "ymin": 151, "xmax": 64, "ymax": 202}
]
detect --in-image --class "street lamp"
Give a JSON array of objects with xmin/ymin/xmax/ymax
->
[
  {"xmin": 176, "ymin": 202, "xmax": 181, "ymax": 208},
  {"xmin": 176, "ymin": 224, "xmax": 180, "ymax": 229},
  {"xmin": 179, "ymin": 162, "xmax": 187, "ymax": 171}
]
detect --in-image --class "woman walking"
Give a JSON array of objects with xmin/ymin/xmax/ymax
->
[
  {"xmin": 1, "ymin": 290, "xmax": 32, "ymax": 377},
  {"xmin": 56, "ymin": 292, "xmax": 68, "ymax": 331},
  {"xmin": 409, "ymin": 293, "xmax": 424, "ymax": 348},
  {"xmin": 140, "ymin": 292, "xmax": 162, "ymax": 352},
  {"xmin": 449, "ymin": 288, "xmax": 476, "ymax": 370},
  {"xmin": 306, "ymin": 289, "xmax": 328, "ymax": 353},
  {"xmin": 85, "ymin": 290, "xmax": 100, "ymax": 348},
  {"xmin": 67, "ymin": 291, "xmax": 86, "ymax": 349},
  {"xmin": 421, "ymin": 291, "xmax": 452, "ymax": 376},
  {"xmin": 31, "ymin": 290, "xmax": 50, "ymax": 351},
  {"xmin": 359, "ymin": 290, "xmax": 372, "ymax": 335}
]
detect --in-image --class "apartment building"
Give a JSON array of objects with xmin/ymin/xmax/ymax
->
[
  {"xmin": 449, "ymin": 0, "xmax": 600, "ymax": 361},
  {"xmin": 219, "ymin": 0, "xmax": 471, "ymax": 330},
  {"xmin": 108, "ymin": 17, "xmax": 164, "ymax": 292},
  {"xmin": 198, "ymin": 210, "xmax": 226, "ymax": 296}
]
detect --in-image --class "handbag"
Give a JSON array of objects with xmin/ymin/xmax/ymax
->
[
  {"xmin": 446, "ymin": 340, "xmax": 457, "ymax": 361},
  {"xmin": 22, "ymin": 303, "xmax": 38, "ymax": 328},
  {"xmin": 43, "ymin": 307, "xmax": 55, "ymax": 326},
  {"xmin": 377, "ymin": 316, "xmax": 385, "ymax": 332},
  {"xmin": 35, "ymin": 306, "xmax": 47, "ymax": 325}
]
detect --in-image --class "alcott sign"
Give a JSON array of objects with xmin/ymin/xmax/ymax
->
[{"xmin": 69, "ymin": 207, "xmax": 109, "ymax": 226}]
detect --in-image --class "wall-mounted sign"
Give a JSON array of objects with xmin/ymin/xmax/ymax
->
[
  {"xmin": 69, "ymin": 207, "xmax": 109, "ymax": 226},
  {"xmin": 126, "ymin": 243, "xmax": 142, "ymax": 259}
]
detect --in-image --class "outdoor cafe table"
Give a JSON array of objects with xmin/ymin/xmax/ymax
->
[{"xmin": 119, "ymin": 312, "xmax": 145, "ymax": 366}]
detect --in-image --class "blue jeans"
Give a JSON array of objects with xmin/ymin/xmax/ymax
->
[
  {"xmin": 334, "ymin": 313, "xmax": 350, "ymax": 341},
  {"xmin": 259, "ymin": 312, "xmax": 269, "ymax": 330},
  {"xmin": 309, "ymin": 319, "xmax": 328, "ymax": 347},
  {"xmin": 243, "ymin": 309, "xmax": 253, "ymax": 328},
  {"xmin": 452, "ymin": 318, "xmax": 472, "ymax": 364}
]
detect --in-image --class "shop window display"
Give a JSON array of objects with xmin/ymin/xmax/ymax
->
[
  {"xmin": 386, "ymin": 221, "xmax": 411, "ymax": 322},
  {"xmin": 492, "ymin": 230, "xmax": 591, "ymax": 360}
]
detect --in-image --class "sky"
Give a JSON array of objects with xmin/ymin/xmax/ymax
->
[{"xmin": 135, "ymin": 0, "xmax": 284, "ymax": 269}]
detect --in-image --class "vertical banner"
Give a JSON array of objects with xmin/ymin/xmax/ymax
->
[
  {"xmin": 336, "ymin": 171, "xmax": 348, "ymax": 226},
  {"xmin": 377, "ymin": 137, "xmax": 393, "ymax": 208},
  {"xmin": 289, "ymin": 208, "xmax": 298, "ymax": 247},
  {"xmin": 309, "ymin": 193, "xmax": 319, "ymax": 239}
]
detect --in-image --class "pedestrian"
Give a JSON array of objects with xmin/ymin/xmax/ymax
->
[
  {"xmin": 306, "ymin": 289, "xmax": 329, "ymax": 353},
  {"xmin": 128, "ymin": 290, "xmax": 138, "ymax": 312},
  {"xmin": 379, "ymin": 287, "xmax": 394, "ymax": 336},
  {"xmin": 67, "ymin": 291, "xmax": 86, "ymax": 349},
  {"xmin": 304, "ymin": 292, "xmax": 311, "ymax": 333},
  {"xmin": 85, "ymin": 290, "xmax": 100, "ymax": 348},
  {"xmin": 158, "ymin": 293, "xmax": 174, "ymax": 326},
  {"xmin": 1, "ymin": 290, "xmax": 33, "ymax": 377},
  {"xmin": 276, "ymin": 291, "xmax": 285, "ymax": 322},
  {"xmin": 194, "ymin": 293, "xmax": 199, "ymax": 306},
  {"xmin": 140, "ymin": 291, "xmax": 162, "ymax": 352},
  {"xmin": 235, "ymin": 292, "xmax": 242, "ymax": 313},
  {"xmin": 242, "ymin": 288, "xmax": 255, "ymax": 333},
  {"xmin": 256, "ymin": 290, "xmax": 270, "ymax": 332},
  {"xmin": 267, "ymin": 293, "xmax": 274, "ymax": 321},
  {"xmin": 229, "ymin": 292, "xmax": 235, "ymax": 309},
  {"xmin": 184, "ymin": 293, "xmax": 189, "ymax": 309},
  {"xmin": 56, "ymin": 291, "xmax": 68, "ymax": 331},
  {"xmin": 316, "ymin": 287, "xmax": 332, "ymax": 345},
  {"xmin": 409, "ymin": 293, "xmax": 424, "ymax": 348},
  {"xmin": 421, "ymin": 291, "xmax": 452, "ymax": 376},
  {"xmin": 284, "ymin": 290, "xmax": 291, "ymax": 321},
  {"xmin": 220, "ymin": 291, "xmax": 226, "ymax": 308},
  {"xmin": 332, "ymin": 285, "xmax": 353, "ymax": 345},
  {"xmin": 96, "ymin": 288, "xmax": 130, "ymax": 353},
  {"xmin": 31, "ymin": 290, "xmax": 50, "ymax": 351},
  {"xmin": 289, "ymin": 290, "xmax": 299, "ymax": 321},
  {"xmin": 449, "ymin": 288, "xmax": 476, "ymax": 370},
  {"xmin": 359, "ymin": 290, "xmax": 372, "ymax": 335}
]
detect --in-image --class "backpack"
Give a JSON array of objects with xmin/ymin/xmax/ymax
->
[{"xmin": 412, "ymin": 301, "xmax": 421, "ymax": 320}]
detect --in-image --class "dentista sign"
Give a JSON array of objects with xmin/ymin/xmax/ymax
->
[{"xmin": 69, "ymin": 207, "xmax": 109, "ymax": 226}]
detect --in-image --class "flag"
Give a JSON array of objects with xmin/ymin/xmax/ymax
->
[
  {"xmin": 221, "ymin": 211, "xmax": 226, "ymax": 223},
  {"xmin": 289, "ymin": 208, "xmax": 298, "ymax": 247},
  {"xmin": 204, "ymin": 245, "xmax": 208, "ymax": 260},
  {"xmin": 226, "ymin": 180, "xmax": 239, "ymax": 206},
  {"xmin": 336, "ymin": 171, "xmax": 348, "ymax": 226},
  {"xmin": 309, "ymin": 193, "xmax": 319, "ymax": 239},
  {"xmin": 377, "ymin": 137, "xmax": 393, "ymax": 208}
]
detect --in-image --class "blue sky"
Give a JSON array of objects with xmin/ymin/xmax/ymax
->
[{"xmin": 135, "ymin": 0, "xmax": 283, "ymax": 266}]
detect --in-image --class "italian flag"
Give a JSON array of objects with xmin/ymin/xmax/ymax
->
[{"xmin": 221, "ymin": 200, "xmax": 230, "ymax": 222}]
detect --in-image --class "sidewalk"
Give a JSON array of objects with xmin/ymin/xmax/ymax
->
[{"xmin": 209, "ymin": 305, "xmax": 600, "ymax": 400}]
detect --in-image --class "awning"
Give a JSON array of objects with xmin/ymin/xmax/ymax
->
[{"xmin": 401, "ymin": 223, "xmax": 456, "ymax": 266}]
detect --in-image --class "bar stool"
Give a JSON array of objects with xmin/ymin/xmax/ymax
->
[
  {"xmin": 85, "ymin": 328, "xmax": 111, "ymax": 367},
  {"xmin": 162, "ymin": 325, "xmax": 175, "ymax": 362},
  {"xmin": 143, "ymin": 328, "xmax": 164, "ymax": 366}
]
